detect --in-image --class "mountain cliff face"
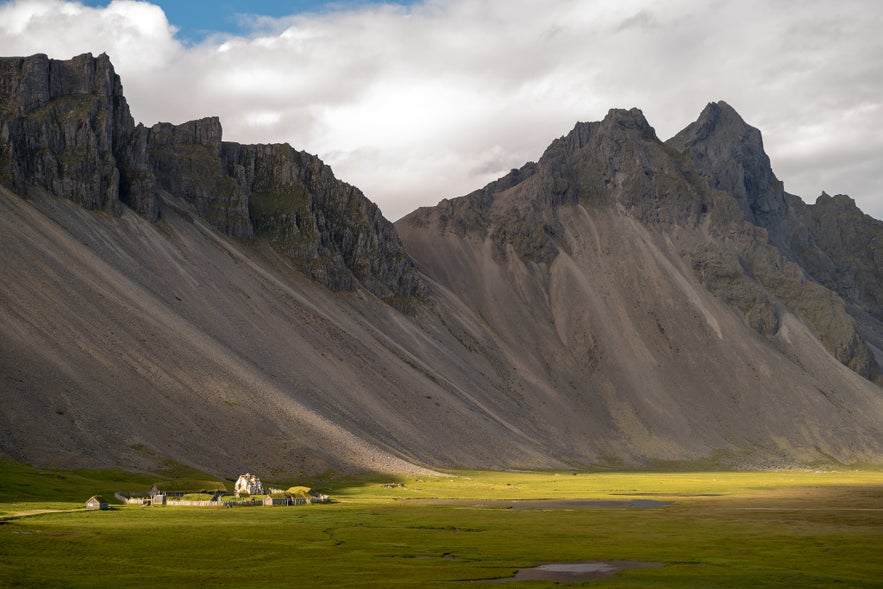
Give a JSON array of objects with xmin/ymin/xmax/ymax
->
[
  {"xmin": 1, "ymin": 54, "xmax": 881, "ymax": 476},
  {"xmin": 664, "ymin": 103, "xmax": 878, "ymax": 379},
  {"xmin": 666, "ymin": 102, "xmax": 882, "ymax": 378},
  {"xmin": 0, "ymin": 53, "xmax": 155, "ymax": 218},
  {"xmin": 147, "ymin": 116, "xmax": 250, "ymax": 237},
  {"xmin": 667, "ymin": 101, "xmax": 788, "ymax": 228},
  {"xmin": 224, "ymin": 142, "xmax": 423, "ymax": 301},
  {"xmin": 788, "ymin": 193, "xmax": 883, "ymax": 323},
  {"xmin": 0, "ymin": 53, "xmax": 422, "ymax": 303}
]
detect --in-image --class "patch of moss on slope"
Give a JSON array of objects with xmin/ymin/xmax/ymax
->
[{"xmin": 248, "ymin": 187, "xmax": 309, "ymax": 218}]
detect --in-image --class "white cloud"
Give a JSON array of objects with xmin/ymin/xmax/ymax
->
[
  {"xmin": 0, "ymin": 0, "xmax": 881, "ymax": 220},
  {"xmin": 0, "ymin": 0, "xmax": 182, "ymax": 70}
]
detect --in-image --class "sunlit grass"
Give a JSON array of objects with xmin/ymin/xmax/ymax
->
[{"xmin": 0, "ymin": 462, "xmax": 880, "ymax": 587}]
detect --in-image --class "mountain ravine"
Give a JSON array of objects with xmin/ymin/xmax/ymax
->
[{"xmin": 1, "ymin": 53, "xmax": 881, "ymax": 477}]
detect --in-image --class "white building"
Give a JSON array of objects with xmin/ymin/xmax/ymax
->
[{"xmin": 234, "ymin": 473, "xmax": 264, "ymax": 496}]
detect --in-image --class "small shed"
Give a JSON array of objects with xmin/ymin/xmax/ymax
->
[{"xmin": 85, "ymin": 496, "xmax": 109, "ymax": 510}]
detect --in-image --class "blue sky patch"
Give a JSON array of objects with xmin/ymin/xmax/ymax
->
[{"xmin": 78, "ymin": 1, "xmax": 421, "ymax": 42}]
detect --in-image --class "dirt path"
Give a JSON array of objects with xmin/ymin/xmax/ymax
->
[{"xmin": 0, "ymin": 508, "xmax": 88, "ymax": 521}]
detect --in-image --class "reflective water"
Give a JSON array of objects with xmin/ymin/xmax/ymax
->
[{"xmin": 489, "ymin": 560, "xmax": 664, "ymax": 583}]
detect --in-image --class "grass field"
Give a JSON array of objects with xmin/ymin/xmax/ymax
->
[{"xmin": 0, "ymin": 462, "xmax": 881, "ymax": 587}]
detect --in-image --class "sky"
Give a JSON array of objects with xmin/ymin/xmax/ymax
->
[{"xmin": 0, "ymin": 1, "xmax": 881, "ymax": 221}]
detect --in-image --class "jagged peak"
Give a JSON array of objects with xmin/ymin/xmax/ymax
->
[
  {"xmin": 815, "ymin": 191, "xmax": 858, "ymax": 209},
  {"xmin": 601, "ymin": 106, "xmax": 657, "ymax": 135},
  {"xmin": 693, "ymin": 100, "xmax": 747, "ymax": 131},
  {"xmin": 667, "ymin": 100, "xmax": 786, "ymax": 227},
  {"xmin": 575, "ymin": 107, "xmax": 657, "ymax": 145},
  {"xmin": 538, "ymin": 106, "xmax": 660, "ymax": 169},
  {"xmin": 669, "ymin": 100, "xmax": 762, "ymax": 152}
]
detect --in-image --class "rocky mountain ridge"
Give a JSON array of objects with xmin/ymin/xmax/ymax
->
[
  {"xmin": 0, "ymin": 53, "xmax": 422, "ymax": 303},
  {"xmin": 667, "ymin": 102, "xmax": 882, "ymax": 377},
  {"xmin": 0, "ymin": 53, "xmax": 153, "ymax": 217},
  {"xmin": 401, "ymin": 105, "xmax": 881, "ymax": 382},
  {"xmin": 1, "ymin": 53, "xmax": 882, "ymax": 477}
]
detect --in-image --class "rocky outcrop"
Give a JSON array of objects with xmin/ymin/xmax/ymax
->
[
  {"xmin": 536, "ymin": 107, "xmax": 718, "ymax": 229},
  {"xmin": 410, "ymin": 107, "xmax": 715, "ymax": 263},
  {"xmin": 407, "ymin": 162, "xmax": 539, "ymax": 237},
  {"xmin": 223, "ymin": 142, "xmax": 424, "ymax": 303},
  {"xmin": 0, "ymin": 53, "xmax": 423, "ymax": 305},
  {"xmin": 783, "ymin": 192, "xmax": 883, "ymax": 322},
  {"xmin": 0, "ymin": 53, "xmax": 157, "ymax": 219},
  {"xmin": 148, "ymin": 117, "xmax": 251, "ymax": 237},
  {"xmin": 405, "ymin": 108, "xmax": 710, "ymax": 265},
  {"xmin": 666, "ymin": 102, "xmax": 880, "ymax": 381},
  {"xmin": 144, "ymin": 118, "xmax": 423, "ymax": 301},
  {"xmin": 665, "ymin": 103, "xmax": 883, "ymax": 359},
  {"xmin": 667, "ymin": 101, "xmax": 788, "ymax": 228}
]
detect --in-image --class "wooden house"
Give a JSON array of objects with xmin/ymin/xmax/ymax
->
[{"xmin": 85, "ymin": 496, "xmax": 109, "ymax": 510}]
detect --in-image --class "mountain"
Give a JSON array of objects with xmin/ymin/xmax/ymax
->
[
  {"xmin": 0, "ymin": 53, "xmax": 422, "ymax": 305},
  {"xmin": 665, "ymin": 101, "xmax": 880, "ymax": 379},
  {"xmin": 1, "ymin": 54, "xmax": 881, "ymax": 477}
]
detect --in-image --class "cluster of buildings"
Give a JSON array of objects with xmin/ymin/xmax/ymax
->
[{"xmin": 90, "ymin": 473, "xmax": 329, "ymax": 510}]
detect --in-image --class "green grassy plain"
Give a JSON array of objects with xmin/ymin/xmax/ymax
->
[{"xmin": 0, "ymin": 463, "xmax": 881, "ymax": 587}]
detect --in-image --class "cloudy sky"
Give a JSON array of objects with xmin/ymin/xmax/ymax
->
[{"xmin": 1, "ymin": 0, "xmax": 881, "ymax": 220}]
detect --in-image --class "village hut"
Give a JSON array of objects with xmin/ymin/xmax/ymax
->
[{"xmin": 85, "ymin": 496, "xmax": 109, "ymax": 510}]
